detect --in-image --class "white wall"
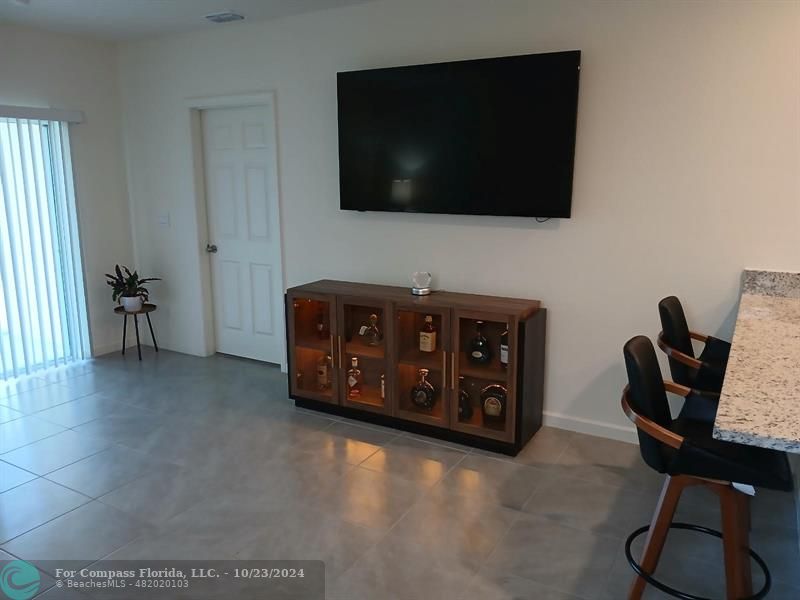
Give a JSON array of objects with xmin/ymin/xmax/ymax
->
[
  {"xmin": 0, "ymin": 25, "xmax": 134, "ymax": 356},
  {"xmin": 117, "ymin": 0, "xmax": 800, "ymax": 439}
]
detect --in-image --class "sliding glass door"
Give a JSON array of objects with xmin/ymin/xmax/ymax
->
[{"xmin": 0, "ymin": 118, "xmax": 89, "ymax": 379}]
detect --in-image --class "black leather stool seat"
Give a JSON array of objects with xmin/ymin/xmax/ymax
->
[
  {"xmin": 668, "ymin": 416, "xmax": 793, "ymax": 491},
  {"xmin": 698, "ymin": 335, "xmax": 731, "ymax": 364},
  {"xmin": 695, "ymin": 359, "xmax": 727, "ymax": 392},
  {"xmin": 675, "ymin": 389, "xmax": 720, "ymax": 424},
  {"xmin": 691, "ymin": 336, "xmax": 730, "ymax": 391}
]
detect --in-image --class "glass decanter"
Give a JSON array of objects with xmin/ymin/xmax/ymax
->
[
  {"xmin": 362, "ymin": 313, "xmax": 381, "ymax": 346},
  {"xmin": 410, "ymin": 368, "xmax": 436, "ymax": 410}
]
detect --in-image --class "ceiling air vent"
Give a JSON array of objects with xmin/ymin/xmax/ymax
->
[{"xmin": 205, "ymin": 12, "xmax": 245, "ymax": 24}]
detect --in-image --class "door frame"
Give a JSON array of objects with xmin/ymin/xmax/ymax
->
[{"xmin": 186, "ymin": 91, "xmax": 288, "ymax": 370}]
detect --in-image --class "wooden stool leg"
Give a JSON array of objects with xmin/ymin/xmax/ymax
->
[
  {"xmin": 121, "ymin": 314, "xmax": 127, "ymax": 355},
  {"xmin": 720, "ymin": 486, "xmax": 753, "ymax": 599},
  {"xmin": 629, "ymin": 475, "xmax": 686, "ymax": 600},
  {"xmin": 133, "ymin": 314, "xmax": 142, "ymax": 361},
  {"xmin": 146, "ymin": 312, "xmax": 158, "ymax": 352}
]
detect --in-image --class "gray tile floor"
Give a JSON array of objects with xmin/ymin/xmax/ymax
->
[{"xmin": 0, "ymin": 350, "xmax": 797, "ymax": 599}]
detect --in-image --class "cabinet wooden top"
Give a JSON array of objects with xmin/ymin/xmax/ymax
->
[{"xmin": 287, "ymin": 280, "xmax": 541, "ymax": 319}]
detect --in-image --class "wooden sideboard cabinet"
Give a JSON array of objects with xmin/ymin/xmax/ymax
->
[{"xmin": 285, "ymin": 280, "xmax": 545, "ymax": 455}]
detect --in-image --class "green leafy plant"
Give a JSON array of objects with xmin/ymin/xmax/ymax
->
[{"xmin": 105, "ymin": 265, "xmax": 160, "ymax": 303}]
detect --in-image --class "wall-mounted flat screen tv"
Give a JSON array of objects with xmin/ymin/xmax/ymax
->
[{"xmin": 337, "ymin": 50, "xmax": 581, "ymax": 218}]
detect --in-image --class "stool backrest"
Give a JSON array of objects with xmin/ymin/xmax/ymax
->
[
  {"xmin": 658, "ymin": 296, "xmax": 694, "ymax": 385},
  {"xmin": 623, "ymin": 335, "xmax": 672, "ymax": 472}
]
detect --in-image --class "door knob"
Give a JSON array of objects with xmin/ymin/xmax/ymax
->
[{"xmin": 206, "ymin": 243, "xmax": 218, "ymax": 253}]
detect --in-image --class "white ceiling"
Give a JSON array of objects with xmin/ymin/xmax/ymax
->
[{"xmin": 0, "ymin": 0, "xmax": 374, "ymax": 41}]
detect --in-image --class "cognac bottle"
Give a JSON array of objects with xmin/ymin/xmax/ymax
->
[
  {"xmin": 419, "ymin": 315, "xmax": 437, "ymax": 353},
  {"xmin": 347, "ymin": 357, "xmax": 362, "ymax": 398},
  {"xmin": 468, "ymin": 320, "xmax": 491, "ymax": 364},
  {"xmin": 411, "ymin": 368, "xmax": 436, "ymax": 410},
  {"xmin": 500, "ymin": 325, "xmax": 509, "ymax": 369},
  {"xmin": 480, "ymin": 383, "xmax": 507, "ymax": 424},
  {"xmin": 361, "ymin": 313, "xmax": 382, "ymax": 346},
  {"xmin": 457, "ymin": 376, "xmax": 473, "ymax": 421},
  {"xmin": 316, "ymin": 353, "xmax": 332, "ymax": 391}
]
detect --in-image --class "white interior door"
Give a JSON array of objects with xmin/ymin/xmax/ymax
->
[{"xmin": 201, "ymin": 105, "xmax": 284, "ymax": 365}]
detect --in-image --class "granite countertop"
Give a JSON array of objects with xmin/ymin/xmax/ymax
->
[{"xmin": 713, "ymin": 270, "xmax": 800, "ymax": 453}]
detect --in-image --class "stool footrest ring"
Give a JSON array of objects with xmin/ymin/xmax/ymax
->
[{"xmin": 624, "ymin": 522, "xmax": 770, "ymax": 600}]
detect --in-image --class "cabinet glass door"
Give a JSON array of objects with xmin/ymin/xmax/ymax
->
[
  {"xmin": 287, "ymin": 293, "xmax": 337, "ymax": 404},
  {"xmin": 288, "ymin": 295, "xmax": 339, "ymax": 404},
  {"xmin": 393, "ymin": 305, "xmax": 450, "ymax": 427},
  {"xmin": 451, "ymin": 310, "xmax": 517, "ymax": 442},
  {"xmin": 338, "ymin": 297, "xmax": 392, "ymax": 414}
]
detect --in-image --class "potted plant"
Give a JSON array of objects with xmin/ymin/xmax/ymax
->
[{"xmin": 105, "ymin": 265, "xmax": 160, "ymax": 312}]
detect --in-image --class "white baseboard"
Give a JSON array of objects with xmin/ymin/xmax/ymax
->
[{"xmin": 543, "ymin": 411, "xmax": 638, "ymax": 445}]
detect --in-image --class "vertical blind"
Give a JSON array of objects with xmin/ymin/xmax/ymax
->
[{"xmin": 0, "ymin": 118, "xmax": 89, "ymax": 379}]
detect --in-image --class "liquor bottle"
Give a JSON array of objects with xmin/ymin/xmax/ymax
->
[
  {"xmin": 468, "ymin": 320, "xmax": 491, "ymax": 364},
  {"xmin": 480, "ymin": 383, "xmax": 507, "ymax": 424},
  {"xmin": 419, "ymin": 315, "xmax": 437, "ymax": 353},
  {"xmin": 500, "ymin": 325, "xmax": 509, "ymax": 369},
  {"xmin": 360, "ymin": 313, "xmax": 382, "ymax": 346},
  {"xmin": 380, "ymin": 374, "xmax": 385, "ymax": 400},
  {"xmin": 457, "ymin": 376, "xmax": 473, "ymax": 421},
  {"xmin": 316, "ymin": 354, "xmax": 332, "ymax": 390},
  {"xmin": 296, "ymin": 371, "xmax": 304, "ymax": 390},
  {"xmin": 347, "ymin": 357, "xmax": 362, "ymax": 398},
  {"xmin": 410, "ymin": 368, "xmax": 436, "ymax": 410},
  {"xmin": 316, "ymin": 309, "xmax": 328, "ymax": 340}
]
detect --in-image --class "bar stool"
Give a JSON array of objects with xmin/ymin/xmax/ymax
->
[
  {"xmin": 658, "ymin": 296, "xmax": 731, "ymax": 393},
  {"xmin": 621, "ymin": 335, "xmax": 792, "ymax": 600}
]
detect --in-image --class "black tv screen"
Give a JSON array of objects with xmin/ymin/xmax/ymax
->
[{"xmin": 337, "ymin": 50, "xmax": 581, "ymax": 218}]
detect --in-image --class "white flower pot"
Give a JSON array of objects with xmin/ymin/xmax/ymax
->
[{"xmin": 121, "ymin": 296, "xmax": 143, "ymax": 312}]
